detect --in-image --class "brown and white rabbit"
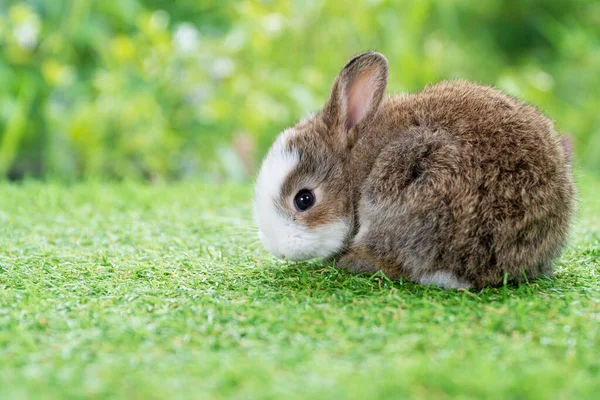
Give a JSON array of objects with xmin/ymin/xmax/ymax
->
[{"xmin": 254, "ymin": 51, "xmax": 576, "ymax": 289}]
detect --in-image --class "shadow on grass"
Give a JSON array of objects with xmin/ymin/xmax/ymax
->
[{"xmin": 234, "ymin": 258, "xmax": 562, "ymax": 303}]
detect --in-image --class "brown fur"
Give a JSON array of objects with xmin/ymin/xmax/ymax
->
[{"xmin": 277, "ymin": 51, "xmax": 576, "ymax": 288}]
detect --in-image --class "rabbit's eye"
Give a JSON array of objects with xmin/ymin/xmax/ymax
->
[{"xmin": 294, "ymin": 189, "xmax": 315, "ymax": 212}]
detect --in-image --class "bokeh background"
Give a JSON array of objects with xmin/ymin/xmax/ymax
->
[{"xmin": 1, "ymin": 0, "xmax": 599, "ymax": 182}]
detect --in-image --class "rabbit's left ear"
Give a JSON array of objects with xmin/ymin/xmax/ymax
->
[{"xmin": 323, "ymin": 52, "xmax": 388, "ymax": 138}]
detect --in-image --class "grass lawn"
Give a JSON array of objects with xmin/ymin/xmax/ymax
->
[{"xmin": 1, "ymin": 171, "xmax": 598, "ymax": 400}]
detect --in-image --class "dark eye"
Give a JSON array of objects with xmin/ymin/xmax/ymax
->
[{"xmin": 294, "ymin": 189, "xmax": 315, "ymax": 212}]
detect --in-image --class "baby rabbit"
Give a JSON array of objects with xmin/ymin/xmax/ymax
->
[{"xmin": 254, "ymin": 51, "xmax": 575, "ymax": 289}]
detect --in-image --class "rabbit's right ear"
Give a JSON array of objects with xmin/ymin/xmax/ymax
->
[
  {"xmin": 322, "ymin": 52, "xmax": 388, "ymax": 143},
  {"xmin": 559, "ymin": 135, "xmax": 573, "ymax": 162}
]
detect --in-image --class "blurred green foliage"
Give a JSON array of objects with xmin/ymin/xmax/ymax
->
[{"xmin": 0, "ymin": 0, "xmax": 599, "ymax": 181}]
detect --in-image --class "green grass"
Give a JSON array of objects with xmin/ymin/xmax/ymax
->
[{"xmin": 1, "ymin": 172, "xmax": 599, "ymax": 400}]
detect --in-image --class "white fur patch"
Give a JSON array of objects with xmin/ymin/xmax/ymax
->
[
  {"xmin": 255, "ymin": 128, "xmax": 298, "ymax": 202},
  {"xmin": 418, "ymin": 271, "xmax": 471, "ymax": 289},
  {"xmin": 263, "ymin": 218, "xmax": 349, "ymax": 261},
  {"xmin": 353, "ymin": 219, "xmax": 370, "ymax": 244},
  {"xmin": 254, "ymin": 128, "xmax": 350, "ymax": 260}
]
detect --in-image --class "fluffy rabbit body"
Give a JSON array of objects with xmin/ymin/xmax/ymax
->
[{"xmin": 254, "ymin": 52, "xmax": 575, "ymax": 289}]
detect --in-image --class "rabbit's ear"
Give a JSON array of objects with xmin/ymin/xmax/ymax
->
[
  {"xmin": 559, "ymin": 135, "xmax": 573, "ymax": 162},
  {"xmin": 323, "ymin": 52, "xmax": 388, "ymax": 138}
]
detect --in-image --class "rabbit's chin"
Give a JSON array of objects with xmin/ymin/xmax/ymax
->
[{"xmin": 258, "ymin": 218, "xmax": 351, "ymax": 261}]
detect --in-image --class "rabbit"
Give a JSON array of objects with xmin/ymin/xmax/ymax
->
[{"xmin": 254, "ymin": 51, "xmax": 576, "ymax": 289}]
